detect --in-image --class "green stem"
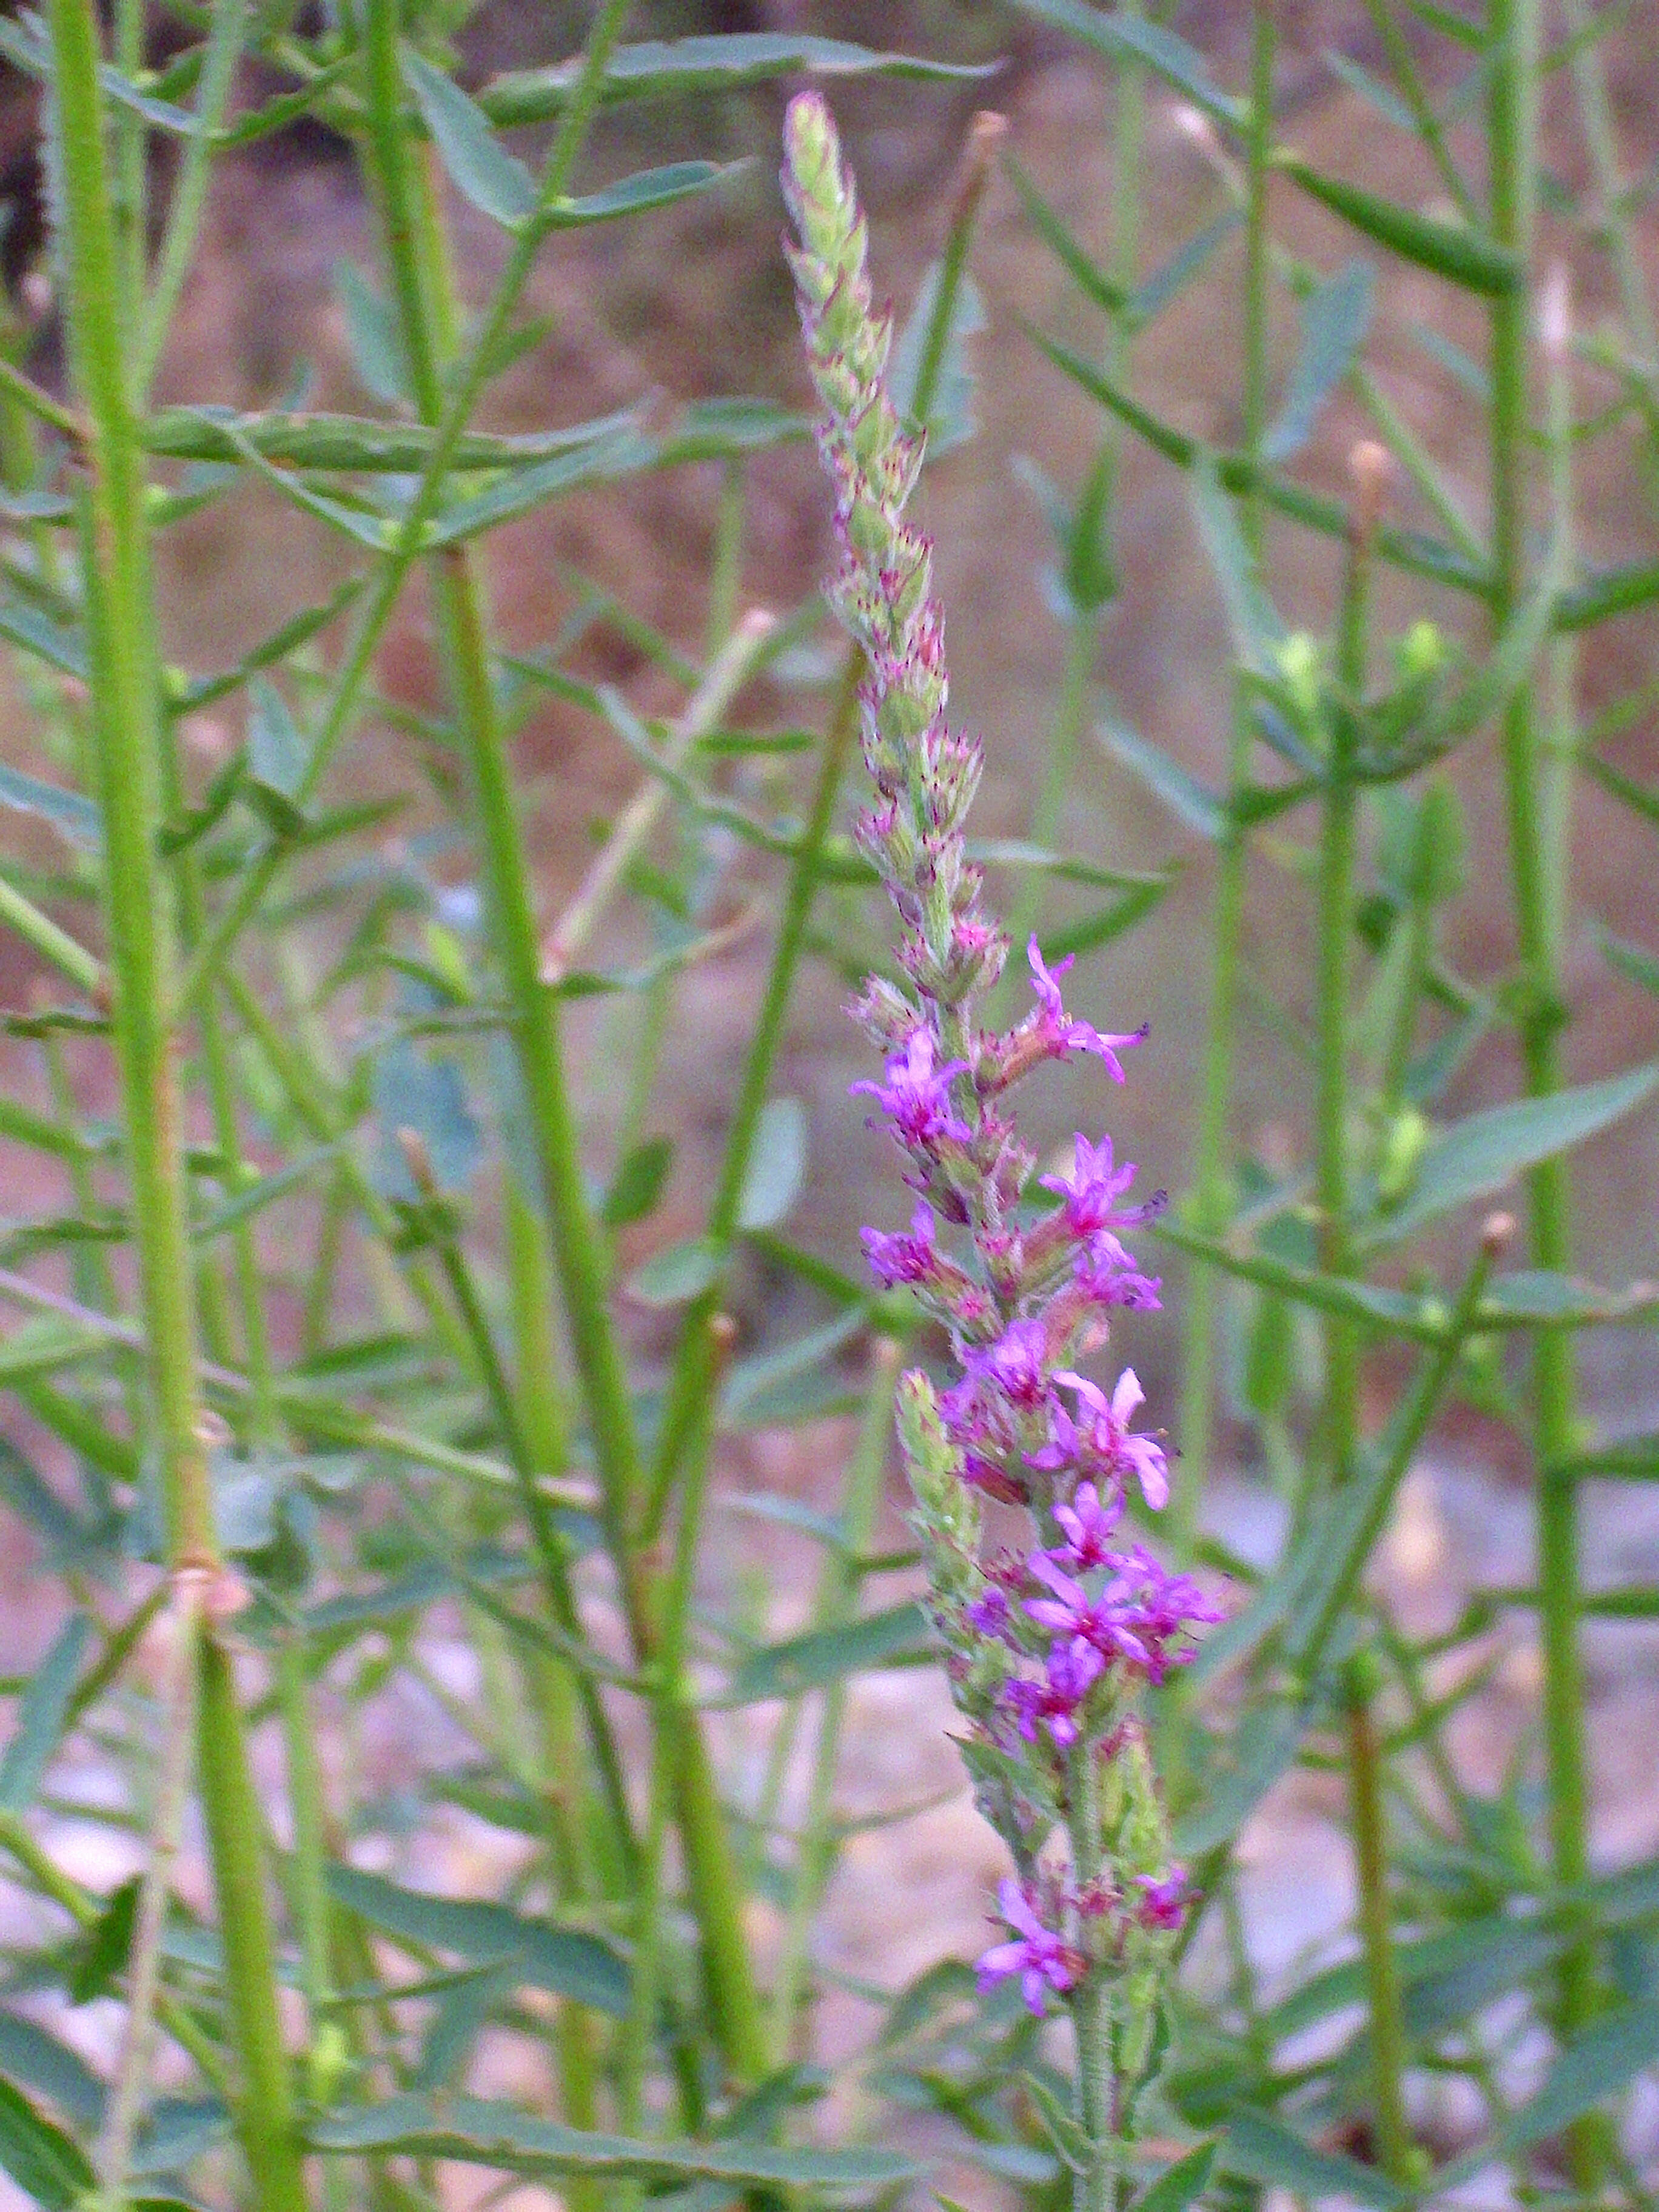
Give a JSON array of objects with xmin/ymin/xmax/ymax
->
[
  {"xmin": 1344, "ymin": 1656, "xmax": 1412, "ymax": 2181},
  {"xmin": 42, "ymin": 3, "xmax": 303, "ymax": 2200},
  {"xmin": 133, "ymin": 0, "xmax": 247, "ymax": 398},
  {"xmin": 769, "ymin": 1338, "xmax": 902, "ymax": 2057},
  {"xmin": 1316, "ymin": 504, "xmax": 1371, "ymax": 1487},
  {"xmin": 1175, "ymin": 1, "xmax": 1275, "ymax": 1555},
  {"xmin": 1068, "ymin": 1742, "xmax": 1116, "ymax": 2212},
  {"xmin": 1487, "ymin": 0, "xmax": 1598, "ymax": 2143},
  {"xmin": 176, "ymin": 0, "xmax": 637, "ymax": 1019},
  {"xmin": 195, "ymin": 1638, "xmax": 308, "ymax": 2209},
  {"xmin": 360, "ymin": 0, "xmax": 769, "ymax": 2088}
]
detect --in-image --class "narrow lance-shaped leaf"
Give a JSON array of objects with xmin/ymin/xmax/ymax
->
[
  {"xmin": 1364, "ymin": 1057, "xmax": 1659, "ymax": 1247},
  {"xmin": 0, "ymin": 2076, "xmax": 95, "ymax": 2212},
  {"xmin": 736, "ymin": 1096, "xmax": 808, "ymax": 1232},
  {"xmin": 1191, "ymin": 457, "xmax": 1285, "ymax": 675},
  {"xmin": 542, "ymin": 160, "xmax": 740, "ymax": 230},
  {"xmin": 1011, "ymin": 0, "xmax": 1245, "ymax": 130},
  {"xmin": 1507, "ymin": 1999, "xmax": 1659, "ymax": 2150},
  {"xmin": 1279, "ymin": 156, "xmax": 1522, "ymax": 296},
  {"xmin": 726, "ymin": 1602, "xmax": 932, "ymax": 1706},
  {"xmin": 0, "ymin": 1615, "xmax": 90, "ymax": 1814},
  {"xmin": 308, "ymin": 2092, "xmax": 917, "ymax": 2188},
  {"xmin": 326, "ymin": 1866, "xmax": 629, "ymax": 2017},
  {"xmin": 402, "ymin": 47, "xmax": 537, "ymax": 229},
  {"xmin": 477, "ymin": 32, "xmax": 996, "ymax": 128},
  {"xmin": 1263, "ymin": 259, "xmax": 1375, "ymax": 461}
]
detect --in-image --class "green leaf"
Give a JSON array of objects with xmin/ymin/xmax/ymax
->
[
  {"xmin": 0, "ymin": 763, "xmax": 101, "ymax": 854},
  {"xmin": 478, "ymin": 33, "xmax": 994, "ymax": 128},
  {"xmin": 1365, "ymin": 1058, "xmax": 1659, "ymax": 1247},
  {"xmin": 1002, "ymin": 156, "xmax": 1125, "ymax": 320},
  {"xmin": 1507, "ymin": 1999, "xmax": 1659, "ymax": 2149},
  {"xmin": 1040, "ymin": 876, "xmax": 1171, "ymax": 964},
  {"xmin": 69, "ymin": 1875, "xmax": 140, "ymax": 2005},
  {"xmin": 0, "ymin": 2014, "xmax": 102, "ymax": 2133},
  {"xmin": 0, "ymin": 1092, "xmax": 99, "ymax": 1167},
  {"xmin": 545, "ymin": 160, "xmax": 738, "ymax": 230},
  {"xmin": 334, "ymin": 260, "xmax": 410, "ymax": 407},
  {"xmin": 1222, "ymin": 2110, "xmax": 1407, "ymax": 2210},
  {"xmin": 0, "ymin": 1616, "xmax": 89, "ymax": 1815},
  {"xmin": 1263, "ymin": 260, "xmax": 1374, "ymax": 461},
  {"xmin": 1601, "ymin": 928, "xmax": 1659, "ymax": 999},
  {"xmin": 0, "ymin": 2075, "xmax": 94, "ymax": 2211},
  {"xmin": 326, "ymin": 1866, "xmax": 629, "ymax": 2017},
  {"xmin": 1586, "ymin": 754, "xmax": 1659, "ymax": 830},
  {"xmin": 1174, "ymin": 1698, "xmax": 1302, "ymax": 1855},
  {"xmin": 1279, "ymin": 158, "xmax": 1521, "ymax": 296},
  {"xmin": 0, "ymin": 1317, "xmax": 113, "ymax": 1387},
  {"xmin": 147, "ymin": 401, "xmax": 646, "ymax": 476},
  {"xmin": 425, "ymin": 426, "xmax": 656, "ymax": 548},
  {"xmin": 1101, "ymin": 717, "xmax": 1224, "ymax": 841},
  {"xmin": 308, "ymin": 2091, "xmax": 916, "ymax": 2188},
  {"xmin": 737, "ymin": 1097, "xmax": 807, "ymax": 1232},
  {"xmin": 403, "ymin": 47, "xmax": 537, "ymax": 229},
  {"xmin": 1019, "ymin": 2071, "xmax": 1089, "ymax": 2173},
  {"xmin": 1322, "ymin": 49, "xmax": 1416, "ymax": 133},
  {"xmin": 602, "ymin": 1136, "xmax": 674, "ymax": 1228},
  {"xmin": 1191, "ymin": 458, "xmax": 1284, "ymax": 674},
  {"xmin": 891, "ymin": 263, "xmax": 985, "ymax": 454},
  {"xmin": 727, "ymin": 1602, "xmax": 933, "ymax": 1705},
  {"xmin": 1012, "ymin": 0, "xmax": 1244, "ymax": 130},
  {"xmin": 0, "ymin": 601, "xmax": 89, "ymax": 686},
  {"xmin": 371, "ymin": 1042, "xmax": 483, "ymax": 1199},
  {"xmin": 246, "ymin": 677, "xmax": 308, "ymax": 831},
  {"xmin": 1134, "ymin": 2138, "xmax": 1218, "ymax": 2212},
  {"xmin": 1129, "ymin": 213, "xmax": 1242, "ymax": 331},
  {"xmin": 625, "ymin": 1236, "xmax": 721, "ymax": 1308},
  {"xmin": 720, "ymin": 1305, "xmax": 868, "ymax": 1429},
  {"xmin": 179, "ymin": 577, "xmax": 363, "ymax": 714}
]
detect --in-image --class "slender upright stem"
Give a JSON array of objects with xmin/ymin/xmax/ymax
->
[
  {"xmin": 1175, "ymin": 3, "xmax": 1275, "ymax": 1552},
  {"xmin": 1487, "ymin": 0, "xmax": 1598, "ymax": 2146},
  {"xmin": 358, "ymin": 0, "xmax": 768, "ymax": 2086},
  {"xmin": 96, "ymin": 1579, "xmax": 203, "ymax": 2208},
  {"xmin": 1344, "ymin": 1658, "xmax": 1412, "ymax": 2182},
  {"xmin": 1316, "ymin": 498, "xmax": 1372, "ymax": 1487},
  {"xmin": 769, "ymin": 1338, "xmax": 902, "ymax": 2056},
  {"xmin": 42, "ymin": 4, "xmax": 303, "ymax": 2202},
  {"xmin": 1068, "ymin": 1742, "xmax": 1116, "ymax": 2212}
]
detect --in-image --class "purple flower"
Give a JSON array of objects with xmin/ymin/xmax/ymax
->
[
  {"xmin": 1051, "ymin": 1480, "xmax": 1122, "ymax": 1570},
  {"xmin": 1074, "ymin": 1233, "xmax": 1163, "ymax": 1313},
  {"xmin": 1025, "ymin": 941, "xmax": 1148, "ymax": 1082},
  {"xmin": 965, "ymin": 1584, "xmax": 1013, "ymax": 1641},
  {"xmin": 1002, "ymin": 1640, "xmax": 1106, "ymax": 1748},
  {"xmin": 1040, "ymin": 1134, "xmax": 1154, "ymax": 1237},
  {"xmin": 1054, "ymin": 1369, "xmax": 1170, "ymax": 1510},
  {"xmin": 976, "ymin": 1877, "xmax": 1082, "ymax": 2014},
  {"xmin": 850, "ymin": 1027, "xmax": 970, "ymax": 1153},
  {"xmin": 1110, "ymin": 1547, "xmax": 1223, "ymax": 1683},
  {"xmin": 1136, "ymin": 1866, "xmax": 1190, "ymax": 1931},
  {"xmin": 860, "ymin": 1201, "xmax": 940, "ymax": 1287},
  {"xmin": 1025, "ymin": 1550, "xmax": 1152, "ymax": 1671},
  {"xmin": 964, "ymin": 1318, "xmax": 1051, "ymax": 1412}
]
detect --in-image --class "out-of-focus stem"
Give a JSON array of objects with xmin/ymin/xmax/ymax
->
[
  {"xmin": 1344, "ymin": 1656, "xmax": 1412, "ymax": 2181},
  {"xmin": 44, "ymin": 0, "xmax": 303, "ymax": 2197},
  {"xmin": 769, "ymin": 1338, "xmax": 902, "ymax": 2056},
  {"xmin": 1487, "ymin": 7, "xmax": 1600, "ymax": 2169},
  {"xmin": 1175, "ymin": 2, "xmax": 1275, "ymax": 1556}
]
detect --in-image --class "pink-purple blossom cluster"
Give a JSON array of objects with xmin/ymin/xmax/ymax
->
[{"xmin": 784, "ymin": 92, "xmax": 1215, "ymax": 2026}]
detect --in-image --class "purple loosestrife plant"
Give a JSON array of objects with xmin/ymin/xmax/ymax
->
[{"xmin": 783, "ymin": 95, "xmax": 1218, "ymax": 2201}]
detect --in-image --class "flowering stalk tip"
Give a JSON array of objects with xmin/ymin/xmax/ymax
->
[{"xmin": 785, "ymin": 95, "xmax": 1216, "ymax": 2148}]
